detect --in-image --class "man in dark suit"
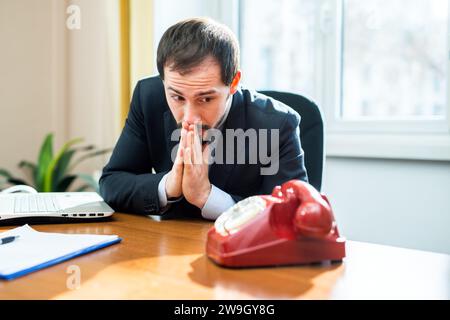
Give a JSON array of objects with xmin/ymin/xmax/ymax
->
[{"xmin": 100, "ymin": 18, "xmax": 308, "ymax": 220}]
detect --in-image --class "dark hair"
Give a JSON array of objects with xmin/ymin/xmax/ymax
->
[{"xmin": 157, "ymin": 17, "xmax": 240, "ymax": 86}]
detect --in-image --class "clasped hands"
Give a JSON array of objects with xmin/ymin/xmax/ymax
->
[{"xmin": 165, "ymin": 121, "xmax": 212, "ymax": 209}]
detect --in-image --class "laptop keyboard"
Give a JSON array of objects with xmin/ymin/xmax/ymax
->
[{"xmin": 14, "ymin": 195, "xmax": 61, "ymax": 213}]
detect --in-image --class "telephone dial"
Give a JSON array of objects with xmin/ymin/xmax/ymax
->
[{"xmin": 206, "ymin": 180, "xmax": 346, "ymax": 268}]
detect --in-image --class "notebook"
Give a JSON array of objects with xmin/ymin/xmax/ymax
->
[{"xmin": 0, "ymin": 225, "xmax": 122, "ymax": 280}]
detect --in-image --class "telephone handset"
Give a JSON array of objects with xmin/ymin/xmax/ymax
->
[{"xmin": 207, "ymin": 180, "xmax": 346, "ymax": 268}]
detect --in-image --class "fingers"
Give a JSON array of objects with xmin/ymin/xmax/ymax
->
[
  {"xmin": 193, "ymin": 122, "xmax": 203, "ymax": 165},
  {"xmin": 202, "ymin": 143, "xmax": 211, "ymax": 166},
  {"xmin": 182, "ymin": 121, "xmax": 189, "ymax": 131},
  {"xmin": 173, "ymin": 146, "xmax": 184, "ymax": 175},
  {"xmin": 166, "ymin": 144, "xmax": 184, "ymax": 199},
  {"xmin": 171, "ymin": 125, "xmax": 185, "ymax": 178},
  {"xmin": 184, "ymin": 128, "xmax": 193, "ymax": 167},
  {"xmin": 176, "ymin": 128, "xmax": 186, "ymax": 164},
  {"xmin": 172, "ymin": 127, "xmax": 185, "ymax": 176},
  {"xmin": 166, "ymin": 125, "xmax": 186, "ymax": 199},
  {"xmin": 183, "ymin": 121, "xmax": 207, "ymax": 167}
]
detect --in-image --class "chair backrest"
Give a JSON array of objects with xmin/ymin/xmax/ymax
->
[{"xmin": 259, "ymin": 91, "xmax": 324, "ymax": 191}]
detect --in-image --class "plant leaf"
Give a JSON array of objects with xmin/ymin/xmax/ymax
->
[
  {"xmin": 18, "ymin": 161, "xmax": 37, "ymax": 186},
  {"xmin": 74, "ymin": 184, "xmax": 91, "ymax": 192},
  {"xmin": 68, "ymin": 148, "xmax": 112, "ymax": 172},
  {"xmin": 36, "ymin": 133, "xmax": 54, "ymax": 192},
  {"xmin": 73, "ymin": 145, "xmax": 95, "ymax": 152},
  {"xmin": 7, "ymin": 178, "xmax": 29, "ymax": 186},
  {"xmin": 52, "ymin": 149, "xmax": 76, "ymax": 189},
  {"xmin": 43, "ymin": 137, "xmax": 83, "ymax": 192},
  {"xmin": 76, "ymin": 173, "xmax": 99, "ymax": 193},
  {"xmin": 53, "ymin": 145, "xmax": 101, "ymax": 190},
  {"xmin": 0, "ymin": 169, "xmax": 12, "ymax": 180},
  {"xmin": 56, "ymin": 175, "xmax": 77, "ymax": 192},
  {"xmin": 0, "ymin": 169, "xmax": 30, "ymax": 189}
]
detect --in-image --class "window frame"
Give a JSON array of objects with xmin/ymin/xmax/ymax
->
[{"xmin": 321, "ymin": 0, "xmax": 450, "ymax": 160}]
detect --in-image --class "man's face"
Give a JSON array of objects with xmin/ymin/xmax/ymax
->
[{"xmin": 163, "ymin": 56, "xmax": 234, "ymax": 135}]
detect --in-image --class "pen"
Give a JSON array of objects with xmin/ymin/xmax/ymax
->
[{"xmin": 0, "ymin": 236, "xmax": 20, "ymax": 245}]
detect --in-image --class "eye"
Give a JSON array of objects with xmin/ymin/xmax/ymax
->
[
  {"xmin": 171, "ymin": 95, "xmax": 184, "ymax": 102},
  {"xmin": 199, "ymin": 97, "xmax": 214, "ymax": 103}
]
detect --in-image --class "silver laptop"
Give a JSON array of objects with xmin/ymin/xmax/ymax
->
[{"xmin": 0, "ymin": 192, "xmax": 114, "ymax": 223}]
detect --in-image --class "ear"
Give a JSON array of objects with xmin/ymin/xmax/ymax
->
[{"xmin": 229, "ymin": 70, "xmax": 241, "ymax": 95}]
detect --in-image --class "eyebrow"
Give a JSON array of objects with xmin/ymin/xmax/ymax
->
[
  {"xmin": 168, "ymin": 87, "xmax": 218, "ymax": 97},
  {"xmin": 196, "ymin": 90, "xmax": 218, "ymax": 97}
]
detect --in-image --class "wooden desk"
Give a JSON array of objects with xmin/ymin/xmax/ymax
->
[{"xmin": 0, "ymin": 213, "xmax": 449, "ymax": 300}]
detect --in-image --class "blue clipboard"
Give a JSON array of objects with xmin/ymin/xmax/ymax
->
[{"xmin": 0, "ymin": 237, "xmax": 122, "ymax": 281}]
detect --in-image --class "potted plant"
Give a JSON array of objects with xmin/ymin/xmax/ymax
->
[{"xmin": 0, "ymin": 133, "xmax": 111, "ymax": 193}]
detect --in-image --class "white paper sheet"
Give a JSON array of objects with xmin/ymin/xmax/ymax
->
[{"xmin": 0, "ymin": 225, "xmax": 120, "ymax": 278}]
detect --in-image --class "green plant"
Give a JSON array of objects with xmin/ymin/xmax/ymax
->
[{"xmin": 0, "ymin": 133, "xmax": 111, "ymax": 192}]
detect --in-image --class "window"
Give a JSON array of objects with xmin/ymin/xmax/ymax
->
[
  {"xmin": 239, "ymin": 0, "xmax": 320, "ymax": 100},
  {"xmin": 341, "ymin": 0, "xmax": 448, "ymax": 120},
  {"xmin": 238, "ymin": 0, "xmax": 450, "ymax": 160}
]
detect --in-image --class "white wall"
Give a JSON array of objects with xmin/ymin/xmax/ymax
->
[
  {"xmin": 66, "ymin": 0, "xmax": 120, "ymax": 174},
  {"xmin": 0, "ymin": 0, "xmax": 54, "ymax": 178},
  {"xmin": 323, "ymin": 157, "xmax": 450, "ymax": 255},
  {"xmin": 0, "ymin": 0, "xmax": 120, "ymax": 186}
]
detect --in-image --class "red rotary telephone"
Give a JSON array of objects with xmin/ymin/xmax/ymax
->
[{"xmin": 206, "ymin": 180, "xmax": 346, "ymax": 268}]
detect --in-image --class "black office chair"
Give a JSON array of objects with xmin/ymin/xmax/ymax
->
[{"xmin": 259, "ymin": 91, "xmax": 324, "ymax": 191}]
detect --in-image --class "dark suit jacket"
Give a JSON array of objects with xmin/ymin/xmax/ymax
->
[{"xmin": 99, "ymin": 76, "xmax": 308, "ymax": 218}]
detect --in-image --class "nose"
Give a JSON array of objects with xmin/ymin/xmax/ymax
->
[{"xmin": 183, "ymin": 104, "xmax": 201, "ymax": 125}]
